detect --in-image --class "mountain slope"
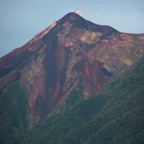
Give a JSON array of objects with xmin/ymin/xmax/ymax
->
[
  {"xmin": 0, "ymin": 12, "xmax": 144, "ymax": 127},
  {"xmin": 22, "ymin": 56, "xmax": 144, "ymax": 144},
  {"xmin": 0, "ymin": 81, "xmax": 27, "ymax": 144}
]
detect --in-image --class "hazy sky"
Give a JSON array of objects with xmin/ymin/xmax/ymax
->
[{"xmin": 0, "ymin": 0, "xmax": 144, "ymax": 57}]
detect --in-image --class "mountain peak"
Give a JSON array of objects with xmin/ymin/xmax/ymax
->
[
  {"xmin": 63, "ymin": 12, "xmax": 83, "ymax": 19},
  {"xmin": 57, "ymin": 12, "xmax": 119, "ymax": 35},
  {"xmin": 58, "ymin": 12, "xmax": 85, "ymax": 26}
]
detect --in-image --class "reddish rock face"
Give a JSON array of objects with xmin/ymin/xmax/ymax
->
[{"xmin": 0, "ymin": 12, "xmax": 144, "ymax": 126}]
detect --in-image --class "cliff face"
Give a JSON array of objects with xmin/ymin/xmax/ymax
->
[{"xmin": 0, "ymin": 12, "xmax": 144, "ymax": 126}]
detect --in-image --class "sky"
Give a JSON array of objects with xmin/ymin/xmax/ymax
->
[{"xmin": 0, "ymin": 0, "xmax": 144, "ymax": 57}]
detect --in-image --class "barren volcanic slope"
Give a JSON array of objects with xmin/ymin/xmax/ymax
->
[{"xmin": 0, "ymin": 12, "xmax": 144, "ymax": 128}]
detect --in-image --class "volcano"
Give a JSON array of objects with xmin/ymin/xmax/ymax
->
[{"xmin": 0, "ymin": 12, "xmax": 144, "ymax": 127}]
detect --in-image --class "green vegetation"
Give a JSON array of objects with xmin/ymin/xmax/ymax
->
[
  {"xmin": 50, "ymin": 90, "xmax": 83, "ymax": 117},
  {"xmin": 21, "ymin": 57, "xmax": 144, "ymax": 144},
  {"xmin": 0, "ymin": 81, "xmax": 28, "ymax": 144}
]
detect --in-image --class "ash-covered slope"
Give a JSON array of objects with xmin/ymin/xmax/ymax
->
[{"xmin": 0, "ymin": 12, "xmax": 144, "ymax": 127}]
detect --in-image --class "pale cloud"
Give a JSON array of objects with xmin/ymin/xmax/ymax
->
[{"xmin": 75, "ymin": 9, "xmax": 83, "ymax": 16}]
